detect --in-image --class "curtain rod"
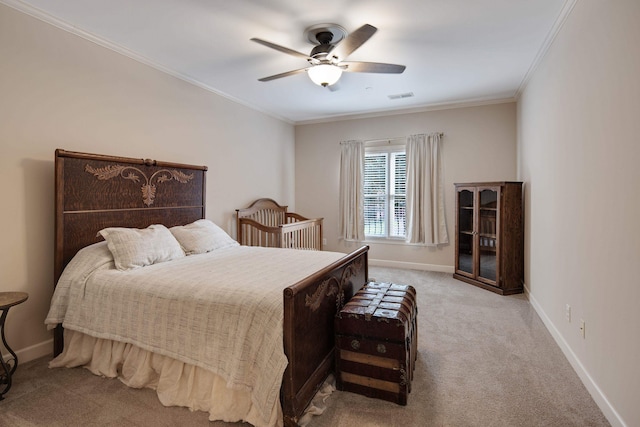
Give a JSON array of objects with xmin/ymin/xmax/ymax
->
[
  {"xmin": 340, "ymin": 133, "xmax": 444, "ymax": 145},
  {"xmin": 364, "ymin": 137, "xmax": 405, "ymax": 144},
  {"xmin": 363, "ymin": 133, "xmax": 444, "ymax": 144}
]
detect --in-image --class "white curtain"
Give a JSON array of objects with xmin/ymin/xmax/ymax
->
[
  {"xmin": 405, "ymin": 133, "xmax": 449, "ymax": 245},
  {"xmin": 339, "ymin": 140, "xmax": 365, "ymax": 241}
]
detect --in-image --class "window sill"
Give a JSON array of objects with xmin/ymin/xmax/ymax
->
[
  {"xmin": 354, "ymin": 238, "xmax": 447, "ymax": 248},
  {"xmin": 363, "ymin": 237, "xmax": 409, "ymax": 246}
]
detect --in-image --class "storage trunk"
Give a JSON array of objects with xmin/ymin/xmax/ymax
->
[{"xmin": 335, "ymin": 282, "xmax": 417, "ymax": 405}]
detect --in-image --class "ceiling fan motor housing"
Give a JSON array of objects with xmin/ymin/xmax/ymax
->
[
  {"xmin": 308, "ymin": 26, "xmax": 343, "ymax": 64},
  {"xmin": 310, "ymin": 43, "xmax": 332, "ymax": 62}
]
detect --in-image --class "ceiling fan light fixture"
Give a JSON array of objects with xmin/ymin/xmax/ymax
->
[{"xmin": 307, "ymin": 64, "xmax": 342, "ymax": 87}]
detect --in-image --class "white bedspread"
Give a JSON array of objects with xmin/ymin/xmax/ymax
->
[{"xmin": 45, "ymin": 242, "xmax": 345, "ymax": 425}]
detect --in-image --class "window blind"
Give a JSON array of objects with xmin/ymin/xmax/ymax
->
[{"xmin": 364, "ymin": 151, "xmax": 407, "ymax": 238}]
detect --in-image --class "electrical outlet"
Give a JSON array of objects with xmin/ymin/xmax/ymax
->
[
  {"xmin": 322, "ymin": 238, "xmax": 327, "ymax": 246},
  {"xmin": 565, "ymin": 304, "xmax": 571, "ymax": 322},
  {"xmin": 580, "ymin": 319, "xmax": 585, "ymax": 338}
]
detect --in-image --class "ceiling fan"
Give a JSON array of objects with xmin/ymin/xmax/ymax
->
[{"xmin": 251, "ymin": 23, "xmax": 406, "ymax": 87}]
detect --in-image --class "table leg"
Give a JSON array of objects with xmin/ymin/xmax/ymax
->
[{"xmin": 0, "ymin": 308, "xmax": 17, "ymax": 400}]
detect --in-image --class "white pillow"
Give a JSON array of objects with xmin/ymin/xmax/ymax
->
[
  {"xmin": 170, "ymin": 219, "xmax": 239, "ymax": 255},
  {"xmin": 98, "ymin": 224, "xmax": 185, "ymax": 271}
]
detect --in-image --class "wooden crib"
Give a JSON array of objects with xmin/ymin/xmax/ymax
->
[{"xmin": 236, "ymin": 198, "xmax": 323, "ymax": 250}]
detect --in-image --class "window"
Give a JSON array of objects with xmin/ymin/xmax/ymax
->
[
  {"xmin": 340, "ymin": 134, "xmax": 446, "ymax": 244},
  {"xmin": 364, "ymin": 146, "xmax": 406, "ymax": 238}
]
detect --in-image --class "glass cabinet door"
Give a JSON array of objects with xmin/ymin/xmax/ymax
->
[
  {"xmin": 456, "ymin": 189, "xmax": 475, "ymax": 276},
  {"xmin": 478, "ymin": 188, "xmax": 499, "ymax": 283}
]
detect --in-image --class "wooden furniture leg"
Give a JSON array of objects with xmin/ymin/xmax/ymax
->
[{"xmin": 0, "ymin": 292, "xmax": 28, "ymax": 400}]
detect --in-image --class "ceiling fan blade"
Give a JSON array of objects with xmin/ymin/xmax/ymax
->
[
  {"xmin": 342, "ymin": 61, "xmax": 406, "ymax": 74},
  {"xmin": 258, "ymin": 68, "xmax": 309, "ymax": 82},
  {"xmin": 328, "ymin": 24, "xmax": 377, "ymax": 62},
  {"xmin": 250, "ymin": 38, "xmax": 311, "ymax": 61}
]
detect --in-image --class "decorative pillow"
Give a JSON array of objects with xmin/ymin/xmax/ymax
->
[
  {"xmin": 98, "ymin": 224, "xmax": 185, "ymax": 271},
  {"xmin": 170, "ymin": 219, "xmax": 239, "ymax": 255}
]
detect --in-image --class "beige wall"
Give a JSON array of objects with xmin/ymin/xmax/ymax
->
[
  {"xmin": 518, "ymin": 1, "xmax": 640, "ymax": 425},
  {"xmin": 0, "ymin": 4, "xmax": 294, "ymax": 362},
  {"xmin": 295, "ymin": 103, "xmax": 518, "ymax": 270}
]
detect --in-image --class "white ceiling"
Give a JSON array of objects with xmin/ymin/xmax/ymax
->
[{"xmin": 7, "ymin": 0, "xmax": 569, "ymax": 123}]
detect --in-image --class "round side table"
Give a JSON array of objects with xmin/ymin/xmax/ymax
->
[{"xmin": 0, "ymin": 291, "xmax": 28, "ymax": 400}]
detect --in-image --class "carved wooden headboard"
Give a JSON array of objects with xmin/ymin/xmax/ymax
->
[{"xmin": 54, "ymin": 149, "xmax": 208, "ymax": 283}]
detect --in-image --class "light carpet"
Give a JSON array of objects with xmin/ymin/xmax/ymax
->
[{"xmin": 0, "ymin": 267, "xmax": 609, "ymax": 426}]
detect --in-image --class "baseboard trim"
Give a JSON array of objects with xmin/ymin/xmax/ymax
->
[
  {"xmin": 3, "ymin": 339, "xmax": 53, "ymax": 365},
  {"xmin": 527, "ymin": 290, "xmax": 626, "ymax": 427},
  {"xmin": 369, "ymin": 258, "xmax": 454, "ymax": 274}
]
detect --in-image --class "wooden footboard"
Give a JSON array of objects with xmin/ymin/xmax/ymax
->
[{"xmin": 281, "ymin": 245, "xmax": 369, "ymax": 426}]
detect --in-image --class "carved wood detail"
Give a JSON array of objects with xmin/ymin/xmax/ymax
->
[
  {"xmin": 85, "ymin": 164, "xmax": 194, "ymax": 206},
  {"xmin": 304, "ymin": 255, "xmax": 364, "ymax": 312}
]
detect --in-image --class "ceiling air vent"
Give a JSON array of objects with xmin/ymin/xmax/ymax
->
[{"xmin": 388, "ymin": 92, "xmax": 414, "ymax": 100}]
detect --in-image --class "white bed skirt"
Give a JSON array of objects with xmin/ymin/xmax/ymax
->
[{"xmin": 50, "ymin": 329, "xmax": 283, "ymax": 427}]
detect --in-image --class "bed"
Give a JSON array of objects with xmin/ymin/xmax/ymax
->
[
  {"xmin": 47, "ymin": 149, "xmax": 369, "ymax": 427},
  {"xmin": 236, "ymin": 198, "xmax": 323, "ymax": 250}
]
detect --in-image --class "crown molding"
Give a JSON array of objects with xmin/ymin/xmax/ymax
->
[
  {"xmin": 515, "ymin": 0, "xmax": 578, "ymax": 98},
  {"xmin": 294, "ymin": 97, "xmax": 517, "ymax": 126}
]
